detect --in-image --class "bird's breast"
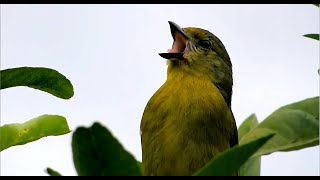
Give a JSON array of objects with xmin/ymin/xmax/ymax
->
[
  {"xmin": 154, "ymin": 74, "xmax": 233, "ymax": 144},
  {"xmin": 141, "ymin": 72, "xmax": 234, "ymax": 175}
]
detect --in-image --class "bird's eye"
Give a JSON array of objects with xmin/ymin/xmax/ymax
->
[{"xmin": 199, "ymin": 39, "xmax": 212, "ymax": 49}]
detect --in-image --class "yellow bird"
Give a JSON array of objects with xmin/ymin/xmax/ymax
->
[{"xmin": 140, "ymin": 21, "xmax": 238, "ymax": 176}]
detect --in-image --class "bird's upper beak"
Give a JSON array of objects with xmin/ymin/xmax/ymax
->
[{"xmin": 159, "ymin": 21, "xmax": 189, "ymax": 60}]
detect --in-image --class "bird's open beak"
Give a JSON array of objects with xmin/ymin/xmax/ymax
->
[{"xmin": 159, "ymin": 21, "xmax": 189, "ymax": 60}]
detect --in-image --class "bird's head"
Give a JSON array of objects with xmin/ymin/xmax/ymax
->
[{"xmin": 159, "ymin": 21, "xmax": 233, "ymax": 106}]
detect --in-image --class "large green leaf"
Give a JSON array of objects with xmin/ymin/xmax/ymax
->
[
  {"xmin": 303, "ymin": 34, "xmax": 319, "ymax": 41},
  {"xmin": 0, "ymin": 67, "xmax": 74, "ymax": 99},
  {"xmin": 238, "ymin": 114, "xmax": 261, "ymax": 176},
  {"xmin": 278, "ymin": 96, "xmax": 319, "ymax": 118},
  {"xmin": 72, "ymin": 122, "xmax": 142, "ymax": 176},
  {"xmin": 46, "ymin": 167, "xmax": 62, "ymax": 176},
  {"xmin": 0, "ymin": 115, "xmax": 70, "ymax": 151},
  {"xmin": 240, "ymin": 97, "xmax": 319, "ymax": 157},
  {"xmin": 194, "ymin": 132, "xmax": 274, "ymax": 176}
]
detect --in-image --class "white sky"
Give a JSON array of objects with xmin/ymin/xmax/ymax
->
[{"xmin": 1, "ymin": 4, "xmax": 319, "ymax": 176}]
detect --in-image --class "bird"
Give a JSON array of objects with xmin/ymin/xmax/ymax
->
[{"xmin": 140, "ymin": 21, "xmax": 238, "ymax": 176}]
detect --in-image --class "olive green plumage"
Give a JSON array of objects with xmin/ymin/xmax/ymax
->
[{"xmin": 140, "ymin": 21, "xmax": 238, "ymax": 176}]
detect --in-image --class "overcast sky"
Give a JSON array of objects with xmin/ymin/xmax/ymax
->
[{"xmin": 1, "ymin": 4, "xmax": 319, "ymax": 176}]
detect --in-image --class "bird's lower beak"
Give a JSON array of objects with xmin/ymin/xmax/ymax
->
[{"xmin": 159, "ymin": 21, "xmax": 189, "ymax": 60}]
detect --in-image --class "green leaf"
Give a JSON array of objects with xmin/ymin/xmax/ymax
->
[
  {"xmin": 240, "ymin": 157, "xmax": 261, "ymax": 176},
  {"xmin": 137, "ymin": 161, "xmax": 144, "ymax": 175},
  {"xmin": 238, "ymin": 114, "xmax": 261, "ymax": 176},
  {"xmin": 46, "ymin": 167, "xmax": 62, "ymax": 176},
  {"xmin": 241, "ymin": 97, "xmax": 319, "ymax": 157},
  {"xmin": 238, "ymin": 114, "xmax": 259, "ymax": 141},
  {"xmin": 0, "ymin": 115, "xmax": 71, "ymax": 151},
  {"xmin": 303, "ymin": 34, "xmax": 320, "ymax": 41},
  {"xmin": 278, "ymin": 96, "xmax": 319, "ymax": 118},
  {"xmin": 72, "ymin": 122, "xmax": 142, "ymax": 176},
  {"xmin": 313, "ymin": 4, "xmax": 319, "ymax": 7},
  {"xmin": 194, "ymin": 132, "xmax": 274, "ymax": 176},
  {"xmin": 0, "ymin": 67, "xmax": 74, "ymax": 99}
]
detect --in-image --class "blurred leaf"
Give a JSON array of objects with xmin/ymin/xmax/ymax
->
[
  {"xmin": 240, "ymin": 157, "xmax": 261, "ymax": 176},
  {"xmin": 238, "ymin": 114, "xmax": 261, "ymax": 176},
  {"xmin": 72, "ymin": 122, "xmax": 142, "ymax": 176},
  {"xmin": 0, "ymin": 67, "xmax": 74, "ymax": 99},
  {"xmin": 137, "ymin": 161, "xmax": 144, "ymax": 175},
  {"xmin": 0, "ymin": 115, "xmax": 70, "ymax": 151},
  {"xmin": 278, "ymin": 96, "xmax": 319, "ymax": 118},
  {"xmin": 194, "ymin": 132, "xmax": 274, "ymax": 176},
  {"xmin": 313, "ymin": 4, "xmax": 319, "ymax": 7},
  {"xmin": 303, "ymin": 34, "xmax": 319, "ymax": 41},
  {"xmin": 238, "ymin": 114, "xmax": 259, "ymax": 140},
  {"xmin": 46, "ymin": 167, "xmax": 62, "ymax": 176},
  {"xmin": 240, "ymin": 97, "xmax": 319, "ymax": 157}
]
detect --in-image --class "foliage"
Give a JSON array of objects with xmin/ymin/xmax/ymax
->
[
  {"xmin": 0, "ymin": 67, "xmax": 73, "ymax": 152},
  {"xmin": 72, "ymin": 122, "xmax": 142, "ymax": 176},
  {"xmin": 0, "ymin": 115, "xmax": 70, "ymax": 151}
]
